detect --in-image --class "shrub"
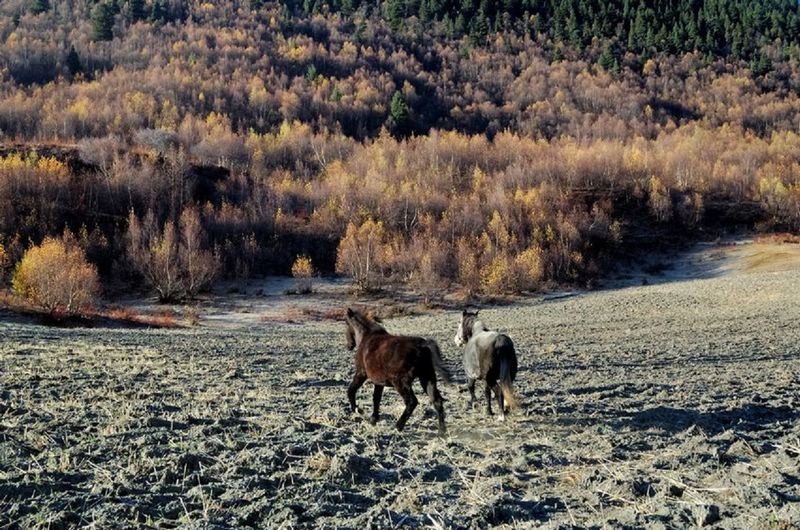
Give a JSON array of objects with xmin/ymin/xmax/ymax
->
[
  {"xmin": 291, "ymin": 255, "xmax": 315, "ymax": 294},
  {"xmin": 126, "ymin": 207, "xmax": 219, "ymax": 302},
  {"xmin": 12, "ymin": 236, "xmax": 100, "ymax": 316}
]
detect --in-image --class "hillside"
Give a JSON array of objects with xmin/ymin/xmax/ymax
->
[{"xmin": 0, "ymin": 0, "xmax": 799, "ymax": 300}]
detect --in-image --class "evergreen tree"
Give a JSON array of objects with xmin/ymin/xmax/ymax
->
[
  {"xmin": 130, "ymin": 0, "xmax": 146, "ymax": 22},
  {"xmin": 454, "ymin": 13, "xmax": 466, "ymax": 35},
  {"xmin": 90, "ymin": 1, "xmax": 115, "ymax": 41},
  {"xmin": 597, "ymin": 42, "xmax": 618, "ymax": 73},
  {"xmin": 386, "ymin": 0, "xmax": 405, "ymax": 31},
  {"xmin": 66, "ymin": 45, "xmax": 81, "ymax": 76},
  {"xmin": 306, "ymin": 63, "xmax": 318, "ymax": 82},
  {"xmin": 751, "ymin": 52, "xmax": 772, "ymax": 77},
  {"xmin": 389, "ymin": 91, "xmax": 409, "ymax": 132},
  {"xmin": 340, "ymin": 0, "xmax": 354, "ymax": 17},
  {"xmin": 30, "ymin": 0, "xmax": 49, "ymax": 15},
  {"xmin": 469, "ymin": 10, "xmax": 489, "ymax": 46},
  {"xmin": 150, "ymin": 0, "xmax": 168, "ymax": 23}
]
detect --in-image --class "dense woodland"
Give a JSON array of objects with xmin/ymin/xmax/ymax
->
[{"xmin": 1, "ymin": 0, "xmax": 800, "ymax": 301}]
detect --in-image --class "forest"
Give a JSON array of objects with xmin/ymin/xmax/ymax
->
[{"xmin": 1, "ymin": 0, "xmax": 800, "ymax": 307}]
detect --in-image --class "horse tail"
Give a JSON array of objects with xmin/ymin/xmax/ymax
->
[
  {"xmin": 426, "ymin": 340, "xmax": 452, "ymax": 384},
  {"xmin": 497, "ymin": 337, "xmax": 520, "ymax": 410}
]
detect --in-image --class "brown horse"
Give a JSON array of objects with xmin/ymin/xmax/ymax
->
[{"xmin": 345, "ymin": 308, "xmax": 451, "ymax": 435}]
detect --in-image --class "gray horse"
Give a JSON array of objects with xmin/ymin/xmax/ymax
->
[{"xmin": 454, "ymin": 310, "xmax": 519, "ymax": 419}]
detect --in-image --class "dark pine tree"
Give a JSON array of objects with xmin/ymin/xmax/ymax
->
[
  {"xmin": 389, "ymin": 90, "xmax": 410, "ymax": 134},
  {"xmin": 30, "ymin": 0, "xmax": 49, "ymax": 15},
  {"xmin": 66, "ymin": 45, "xmax": 81, "ymax": 76},
  {"xmin": 130, "ymin": 0, "xmax": 147, "ymax": 21},
  {"xmin": 90, "ymin": 2, "xmax": 115, "ymax": 41},
  {"xmin": 386, "ymin": 0, "xmax": 405, "ymax": 31}
]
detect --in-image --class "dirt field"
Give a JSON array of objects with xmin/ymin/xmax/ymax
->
[{"xmin": 1, "ymin": 242, "xmax": 799, "ymax": 529}]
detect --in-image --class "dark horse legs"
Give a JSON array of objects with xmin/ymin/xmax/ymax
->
[
  {"xmin": 482, "ymin": 378, "xmax": 505, "ymax": 419},
  {"xmin": 422, "ymin": 378, "xmax": 447, "ymax": 435},
  {"xmin": 395, "ymin": 383, "xmax": 418, "ymax": 431},
  {"xmin": 370, "ymin": 385, "xmax": 384, "ymax": 424},
  {"xmin": 352, "ymin": 373, "xmax": 446, "ymax": 435},
  {"xmin": 348, "ymin": 372, "xmax": 367, "ymax": 413}
]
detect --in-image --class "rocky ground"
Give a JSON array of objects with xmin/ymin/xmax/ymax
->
[{"xmin": 1, "ymin": 242, "xmax": 799, "ymax": 529}]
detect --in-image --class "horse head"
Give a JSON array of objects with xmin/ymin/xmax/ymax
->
[
  {"xmin": 454, "ymin": 309, "xmax": 479, "ymax": 346},
  {"xmin": 345, "ymin": 307, "xmax": 384, "ymax": 350}
]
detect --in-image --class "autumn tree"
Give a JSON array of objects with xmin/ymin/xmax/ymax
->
[
  {"xmin": 0, "ymin": 241, "xmax": 6, "ymax": 284},
  {"xmin": 12, "ymin": 236, "xmax": 100, "ymax": 316},
  {"xmin": 178, "ymin": 207, "xmax": 219, "ymax": 297},
  {"xmin": 336, "ymin": 218, "xmax": 386, "ymax": 291},
  {"xmin": 126, "ymin": 208, "xmax": 219, "ymax": 301}
]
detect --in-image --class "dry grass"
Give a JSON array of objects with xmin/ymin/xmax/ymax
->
[{"xmin": 1, "ymin": 260, "xmax": 799, "ymax": 528}]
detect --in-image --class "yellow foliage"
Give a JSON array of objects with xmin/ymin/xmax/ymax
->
[
  {"xmin": 648, "ymin": 175, "xmax": 672, "ymax": 222},
  {"xmin": 481, "ymin": 254, "xmax": 512, "ymax": 294},
  {"xmin": 623, "ymin": 145, "xmax": 647, "ymax": 175},
  {"xmin": 513, "ymin": 246, "xmax": 543, "ymax": 290},
  {"xmin": 36, "ymin": 157, "xmax": 68, "ymax": 178},
  {"xmin": 335, "ymin": 218, "xmax": 386, "ymax": 291},
  {"xmin": 12, "ymin": 237, "xmax": 99, "ymax": 315},
  {"xmin": 487, "ymin": 210, "xmax": 511, "ymax": 250},
  {"xmin": 291, "ymin": 255, "xmax": 315, "ymax": 279},
  {"xmin": 68, "ymin": 97, "xmax": 92, "ymax": 121}
]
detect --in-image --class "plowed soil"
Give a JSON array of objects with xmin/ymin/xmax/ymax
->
[{"xmin": 1, "ymin": 242, "xmax": 799, "ymax": 529}]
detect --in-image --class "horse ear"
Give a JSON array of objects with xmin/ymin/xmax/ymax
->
[{"xmin": 346, "ymin": 307, "xmax": 354, "ymax": 317}]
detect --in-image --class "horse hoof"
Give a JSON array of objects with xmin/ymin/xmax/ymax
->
[
  {"xmin": 496, "ymin": 414, "xmax": 506, "ymax": 422},
  {"xmin": 353, "ymin": 407, "xmax": 364, "ymax": 415},
  {"xmin": 369, "ymin": 416, "xmax": 378, "ymax": 425}
]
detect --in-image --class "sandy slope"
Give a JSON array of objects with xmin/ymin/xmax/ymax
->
[{"xmin": 1, "ymin": 242, "xmax": 799, "ymax": 529}]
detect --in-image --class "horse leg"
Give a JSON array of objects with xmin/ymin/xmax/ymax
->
[
  {"xmin": 494, "ymin": 383, "xmax": 505, "ymax": 421},
  {"xmin": 395, "ymin": 383, "xmax": 418, "ymax": 432},
  {"xmin": 484, "ymin": 381, "xmax": 493, "ymax": 416},
  {"xmin": 467, "ymin": 378, "xmax": 477, "ymax": 410},
  {"xmin": 424, "ymin": 379, "xmax": 447, "ymax": 436},
  {"xmin": 370, "ymin": 385, "xmax": 384, "ymax": 425},
  {"xmin": 348, "ymin": 372, "xmax": 367, "ymax": 414}
]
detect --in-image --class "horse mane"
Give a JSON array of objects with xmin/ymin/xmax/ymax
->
[
  {"xmin": 348, "ymin": 308, "xmax": 386, "ymax": 334},
  {"xmin": 472, "ymin": 319, "xmax": 489, "ymax": 333}
]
